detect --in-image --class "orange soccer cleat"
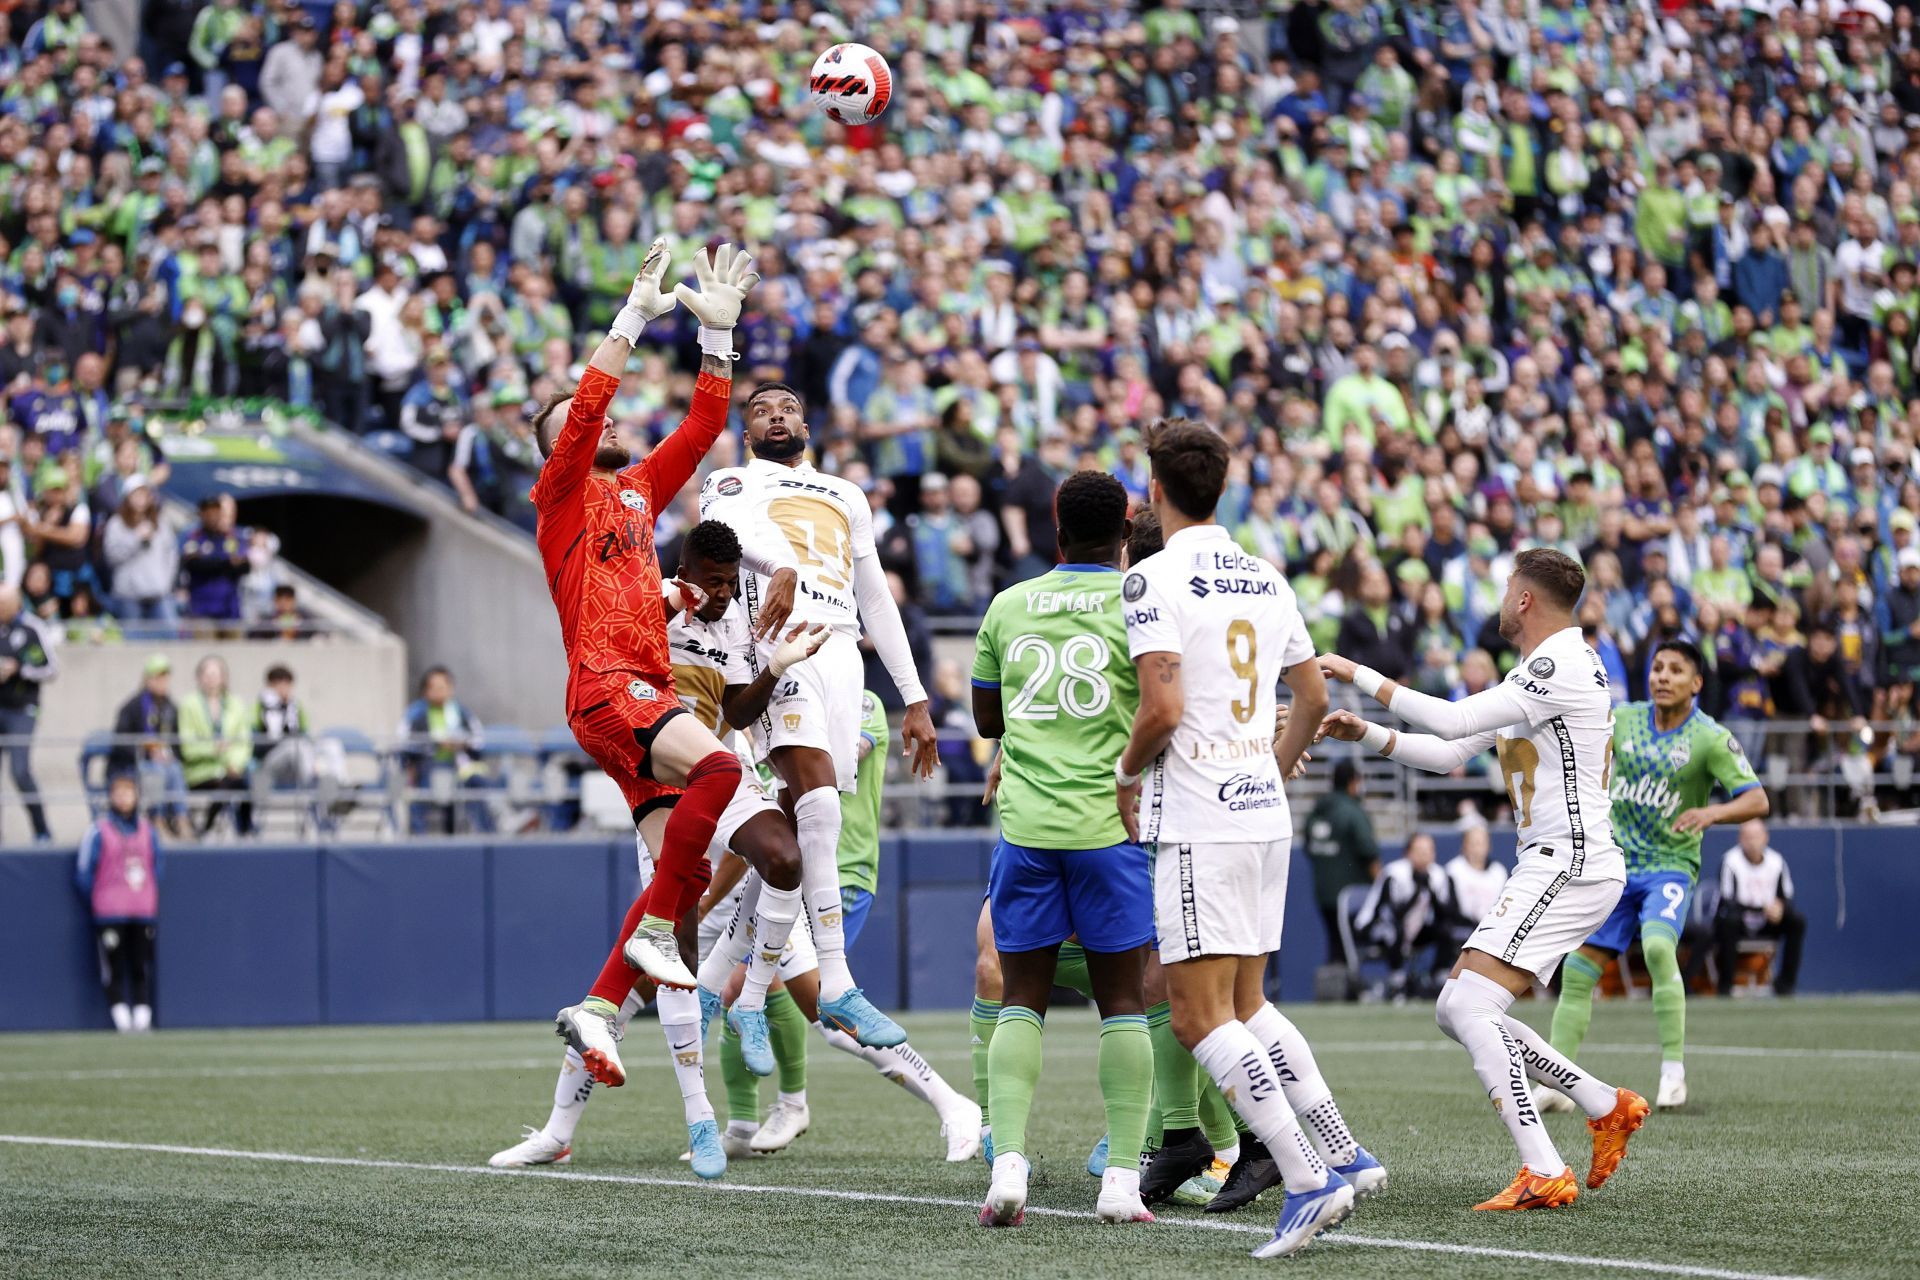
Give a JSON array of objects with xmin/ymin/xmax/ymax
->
[
  {"xmin": 1586, "ymin": 1088, "xmax": 1651, "ymax": 1189},
  {"xmin": 1472, "ymin": 1165, "xmax": 1580, "ymax": 1211}
]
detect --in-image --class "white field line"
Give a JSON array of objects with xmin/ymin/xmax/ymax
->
[
  {"xmin": 0, "ymin": 1133, "xmax": 1823, "ymax": 1280},
  {"xmin": 3, "ymin": 1039, "xmax": 1910, "ymax": 1083}
]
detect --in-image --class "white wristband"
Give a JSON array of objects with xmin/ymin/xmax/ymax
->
[
  {"xmin": 697, "ymin": 325, "xmax": 738, "ymax": 361},
  {"xmin": 1115, "ymin": 759, "xmax": 1143, "ymax": 787},
  {"xmin": 1354, "ymin": 666, "xmax": 1386, "ymax": 698},
  {"xmin": 609, "ymin": 305, "xmax": 648, "ymax": 345},
  {"xmin": 1359, "ymin": 721, "xmax": 1393, "ymax": 755}
]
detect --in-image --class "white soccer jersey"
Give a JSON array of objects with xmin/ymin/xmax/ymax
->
[
  {"xmin": 1123, "ymin": 523, "xmax": 1315, "ymax": 844},
  {"xmin": 1386, "ymin": 627, "xmax": 1624, "ymax": 881},
  {"xmin": 700, "ymin": 457, "xmax": 872, "ymax": 638},
  {"xmin": 667, "ymin": 602, "xmax": 754, "ymax": 735}
]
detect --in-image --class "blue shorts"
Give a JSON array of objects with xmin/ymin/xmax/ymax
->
[
  {"xmin": 840, "ymin": 886, "xmax": 875, "ymax": 950},
  {"xmin": 1587, "ymin": 869, "xmax": 1695, "ymax": 953},
  {"xmin": 988, "ymin": 838, "xmax": 1154, "ymax": 954}
]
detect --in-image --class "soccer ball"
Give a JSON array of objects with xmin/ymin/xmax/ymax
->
[{"xmin": 809, "ymin": 43, "xmax": 893, "ymax": 125}]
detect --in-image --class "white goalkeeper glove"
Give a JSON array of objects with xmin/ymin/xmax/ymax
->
[
  {"xmin": 609, "ymin": 237, "xmax": 675, "ymax": 345},
  {"xmin": 768, "ymin": 623, "xmax": 831, "ymax": 677},
  {"xmin": 674, "ymin": 242, "xmax": 760, "ymax": 360}
]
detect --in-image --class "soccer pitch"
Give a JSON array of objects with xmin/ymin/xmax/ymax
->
[{"xmin": 3, "ymin": 999, "xmax": 1914, "ymax": 1279}]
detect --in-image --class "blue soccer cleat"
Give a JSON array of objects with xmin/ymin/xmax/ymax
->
[
  {"xmin": 1334, "ymin": 1146, "xmax": 1387, "ymax": 1199},
  {"xmin": 728, "ymin": 1006, "xmax": 775, "ymax": 1077},
  {"xmin": 1087, "ymin": 1133, "xmax": 1110, "ymax": 1178},
  {"xmin": 687, "ymin": 1118, "xmax": 727, "ymax": 1180},
  {"xmin": 698, "ymin": 986, "xmax": 723, "ymax": 1043},
  {"xmin": 1252, "ymin": 1172, "xmax": 1354, "ymax": 1259},
  {"xmin": 816, "ymin": 988, "xmax": 906, "ymax": 1047}
]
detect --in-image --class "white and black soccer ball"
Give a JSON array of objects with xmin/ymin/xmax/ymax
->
[{"xmin": 808, "ymin": 42, "xmax": 893, "ymax": 125}]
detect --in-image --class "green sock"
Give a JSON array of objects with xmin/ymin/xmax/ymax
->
[
  {"xmin": 1198, "ymin": 1078, "xmax": 1239, "ymax": 1150},
  {"xmin": 767, "ymin": 989, "xmax": 809, "ymax": 1094},
  {"xmin": 970, "ymin": 997, "xmax": 1001, "ymax": 1127},
  {"xmin": 720, "ymin": 1021, "xmax": 760, "ymax": 1124},
  {"xmin": 986, "ymin": 1006, "xmax": 1044, "ymax": 1159},
  {"xmin": 638, "ymin": 913, "xmax": 673, "ymax": 933},
  {"xmin": 1641, "ymin": 926, "xmax": 1686, "ymax": 1064},
  {"xmin": 1097, "ymin": 1014, "xmax": 1153, "ymax": 1173},
  {"xmin": 1551, "ymin": 951, "xmax": 1605, "ymax": 1059},
  {"xmin": 1056, "ymin": 941, "xmax": 1094, "ymax": 999},
  {"xmin": 1147, "ymin": 1000, "xmax": 1200, "ymax": 1133}
]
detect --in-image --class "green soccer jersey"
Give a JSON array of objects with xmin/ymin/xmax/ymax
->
[
  {"xmin": 972, "ymin": 565, "xmax": 1138, "ymax": 850},
  {"xmin": 835, "ymin": 691, "xmax": 889, "ymax": 895},
  {"xmin": 1609, "ymin": 703, "xmax": 1761, "ymax": 879}
]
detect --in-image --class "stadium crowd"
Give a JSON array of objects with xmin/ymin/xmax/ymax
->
[{"xmin": 9, "ymin": 0, "xmax": 1920, "ymax": 798}]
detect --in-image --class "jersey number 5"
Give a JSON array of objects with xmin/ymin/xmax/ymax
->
[
  {"xmin": 770, "ymin": 496, "xmax": 851, "ymax": 591},
  {"xmin": 1007, "ymin": 633, "xmax": 1113, "ymax": 720}
]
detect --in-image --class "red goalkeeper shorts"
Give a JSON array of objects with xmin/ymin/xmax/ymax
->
[{"xmin": 567, "ymin": 671, "xmax": 686, "ymax": 819}]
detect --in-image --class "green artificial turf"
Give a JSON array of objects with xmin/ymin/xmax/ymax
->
[{"xmin": 2, "ymin": 998, "xmax": 1914, "ymax": 1279}]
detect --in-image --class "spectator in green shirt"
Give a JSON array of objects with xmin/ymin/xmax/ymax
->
[{"xmin": 1304, "ymin": 760, "xmax": 1380, "ymax": 965}]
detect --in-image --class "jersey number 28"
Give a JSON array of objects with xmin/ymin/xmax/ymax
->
[{"xmin": 1007, "ymin": 634, "xmax": 1113, "ymax": 719}]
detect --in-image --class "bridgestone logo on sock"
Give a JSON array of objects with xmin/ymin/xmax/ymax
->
[
  {"xmin": 1238, "ymin": 1051, "xmax": 1278, "ymax": 1104},
  {"xmin": 1498, "ymin": 1025, "xmax": 1541, "ymax": 1127}
]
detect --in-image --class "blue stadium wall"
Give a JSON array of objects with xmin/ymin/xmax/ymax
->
[{"xmin": 3, "ymin": 827, "xmax": 1915, "ymax": 1030}]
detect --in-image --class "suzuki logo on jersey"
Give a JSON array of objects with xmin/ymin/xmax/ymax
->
[
  {"xmin": 1192, "ymin": 575, "xmax": 1276, "ymax": 598},
  {"xmin": 618, "ymin": 489, "xmax": 648, "ymax": 513},
  {"xmin": 1188, "ymin": 576, "xmax": 1210, "ymax": 597}
]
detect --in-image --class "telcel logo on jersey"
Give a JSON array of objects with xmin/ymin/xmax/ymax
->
[{"xmin": 1217, "ymin": 772, "xmax": 1282, "ymax": 811}]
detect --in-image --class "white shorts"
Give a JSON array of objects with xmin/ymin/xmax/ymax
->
[
  {"xmin": 752, "ymin": 629, "xmax": 864, "ymax": 793},
  {"xmin": 635, "ymin": 771, "xmax": 783, "ymax": 869},
  {"xmin": 1465, "ymin": 850, "xmax": 1624, "ymax": 983},
  {"xmin": 1151, "ymin": 837, "xmax": 1291, "ymax": 964},
  {"xmin": 697, "ymin": 872, "xmax": 817, "ymax": 981}
]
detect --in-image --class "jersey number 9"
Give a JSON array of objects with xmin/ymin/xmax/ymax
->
[{"xmin": 1226, "ymin": 619, "xmax": 1257, "ymax": 724}]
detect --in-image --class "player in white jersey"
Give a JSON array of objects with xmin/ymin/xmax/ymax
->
[
  {"xmin": 699, "ymin": 380, "xmax": 938, "ymax": 1049},
  {"xmin": 1114, "ymin": 420, "xmax": 1375, "ymax": 1260},
  {"xmin": 1316, "ymin": 547, "xmax": 1651, "ymax": 1212}
]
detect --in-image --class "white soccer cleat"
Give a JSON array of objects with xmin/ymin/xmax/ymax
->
[
  {"xmin": 722, "ymin": 1123, "xmax": 761, "ymax": 1159},
  {"xmin": 489, "ymin": 1126, "xmax": 572, "ymax": 1168},
  {"xmin": 980, "ymin": 1152, "xmax": 1030, "ymax": 1227},
  {"xmin": 1535, "ymin": 1086, "xmax": 1579, "ymax": 1114},
  {"xmin": 554, "ymin": 1002, "xmax": 626, "ymax": 1087},
  {"xmin": 1095, "ymin": 1169, "xmax": 1156, "ymax": 1224},
  {"xmin": 940, "ymin": 1097, "xmax": 984, "ymax": 1163},
  {"xmin": 622, "ymin": 923, "xmax": 697, "ymax": 990},
  {"xmin": 1657, "ymin": 1065, "xmax": 1688, "ymax": 1110},
  {"xmin": 748, "ymin": 1099, "xmax": 811, "ymax": 1153}
]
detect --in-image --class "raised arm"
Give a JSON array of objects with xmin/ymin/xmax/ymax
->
[
  {"xmin": 636, "ymin": 244, "xmax": 760, "ymax": 505},
  {"xmin": 1318, "ymin": 708, "xmax": 1498, "ymax": 774},
  {"xmin": 1320, "ymin": 651, "xmax": 1533, "ymax": 738}
]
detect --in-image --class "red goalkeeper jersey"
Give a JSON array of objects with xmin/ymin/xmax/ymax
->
[{"xmin": 532, "ymin": 365, "xmax": 732, "ymax": 708}]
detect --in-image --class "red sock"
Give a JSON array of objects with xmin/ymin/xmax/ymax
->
[
  {"xmin": 588, "ymin": 887, "xmax": 656, "ymax": 1005},
  {"xmin": 653, "ymin": 752, "xmax": 740, "ymax": 919}
]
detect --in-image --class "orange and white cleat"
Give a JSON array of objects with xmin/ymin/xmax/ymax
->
[
  {"xmin": 1472, "ymin": 1164, "xmax": 1580, "ymax": 1211},
  {"xmin": 1586, "ymin": 1088, "xmax": 1650, "ymax": 1189},
  {"xmin": 554, "ymin": 1002, "xmax": 626, "ymax": 1087}
]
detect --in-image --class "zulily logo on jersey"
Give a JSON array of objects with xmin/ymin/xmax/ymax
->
[{"xmin": 1612, "ymin": 772, "xmax": 1683, "ymax": 819}]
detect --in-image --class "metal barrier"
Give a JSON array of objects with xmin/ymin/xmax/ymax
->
[{"xmin": 4, "ymin": 715, "xmax": 1917, "ymax": 842}]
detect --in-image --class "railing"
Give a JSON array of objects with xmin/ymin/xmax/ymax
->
[{"xmin": 4, "ymin": 717, "xmax": 1914, "ymax": 844}]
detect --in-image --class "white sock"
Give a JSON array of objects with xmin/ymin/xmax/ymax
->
[
  {"xmin": 1102, "ymin": 1166, "xmax": 1141, "ymax": 1199},
  {"xmin": 132, "ymin": 1005, "xmax": 152, "ymax": 1032},
  {"xmin": 817, "ymin": 1022, "xmax": 959, "ymax": 1111},
  {"xmin": 736, "ymin": 883, "xmax": 802, "ymax": 1012},
  {"xmin": 110, "ymin": 1003, "xmax": 132, "ymax": 1032},
  {"xmin": 658, "ymin": 986, "xmax": 714, "ymax": 1125},
  {"xmin": 697, "ymin": 876, "xmax": 758, "ymax": 993},
  {"xmin": 1189, "ymin": 1021, "xmax": 1328, "ymax": 1191},
  {"xmin": 1662, "ymin": 1060, "xmax": 1686, "ymax": 1081},
  {"xmin": 1217, "ymin": 1140, "xmax": 1241, "ymax": 1167},
  {"xmin": 543, "ymin": 1049, "xmax": 597, "ymax": 1144},
  {"xmin": 726, "ymin": 1119, "xmax": 758, "ymax": 1137},
  {"xmin": 793, "ymin": 787, "xmax": 853, "ymax": 999},
  {"xmin": 1435, "ymin": 975, "xmax": 1566, "ymax": 1174},
  {"xmin": 777, "ymin": 1088, "xmax": 807, "ymax": 1110},
  {"xmin": 1500, "ymin": 1013, "xmax": 1618, "ymax": 1118},
  {"xmin": 1245, "ymin": 1002, "xmax": 1358, "ymax": 1166}
]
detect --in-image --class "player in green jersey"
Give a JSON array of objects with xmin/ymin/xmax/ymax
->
[
  {"xmin": 971, "ymin": 472, "xmax": 1158, "ymax": 1227},
  {"xmin": 1546, "ymin": 639, "xmax": 1769, "ymax": 1111}
]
